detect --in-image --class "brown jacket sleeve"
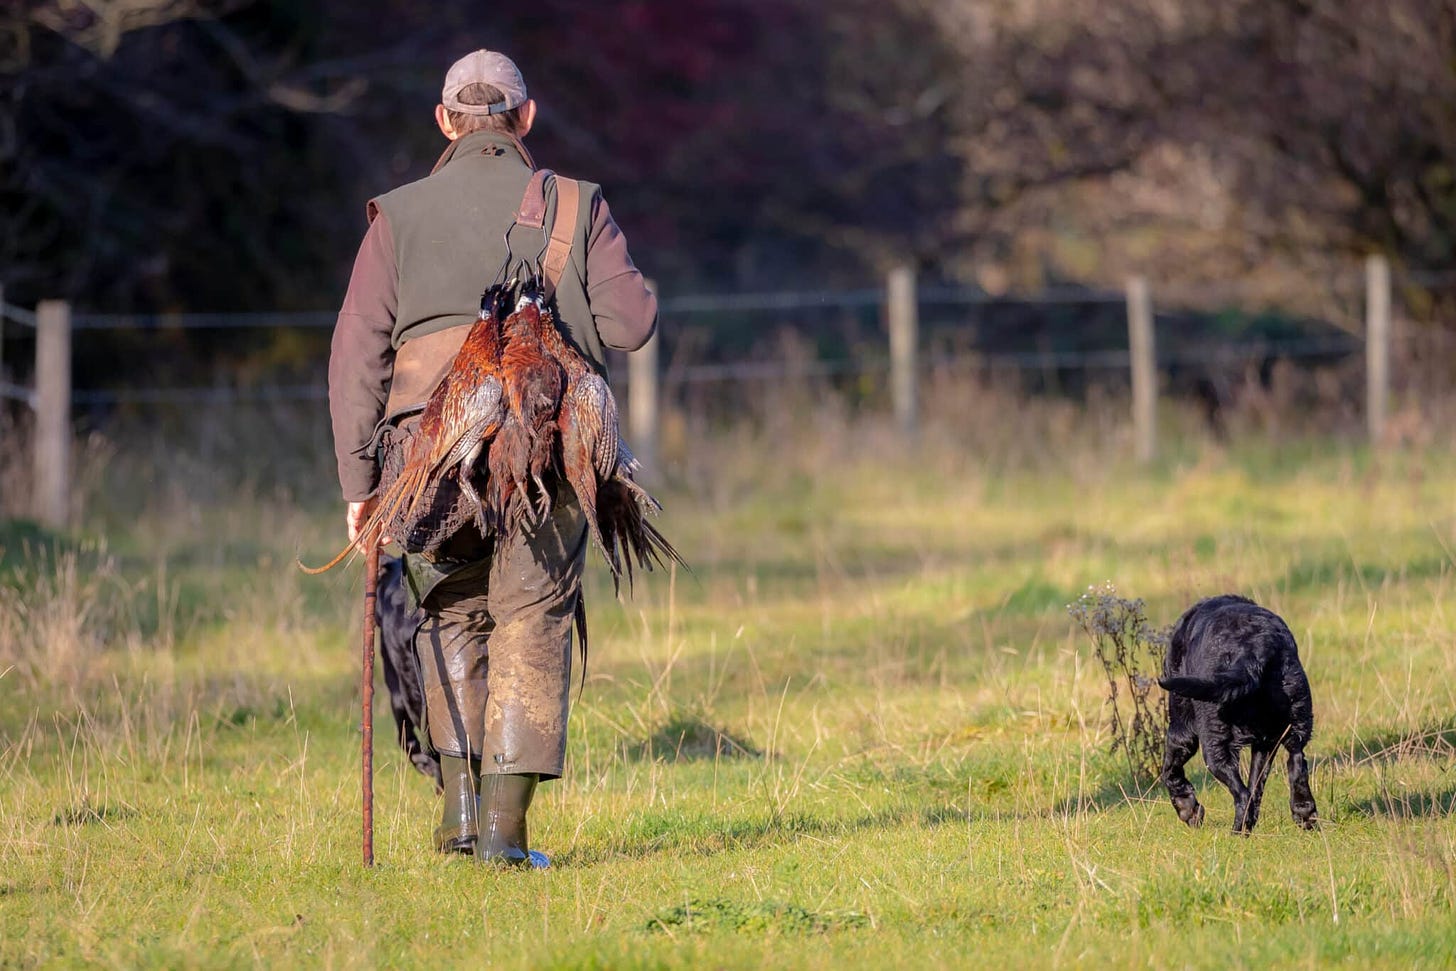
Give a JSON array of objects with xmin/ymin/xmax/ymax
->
[
  {"xmin": 584, "ymin": 191, "xmax": 657, "ymax": 351},
  {"xmin": 328, "ymin": 208, "xmax": 397, "ymax": 501}
]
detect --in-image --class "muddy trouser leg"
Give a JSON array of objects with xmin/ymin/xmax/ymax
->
[
  {"xmin": 481, "ymin": 492, "xmax": 587, "ymax": 781},
  {"xmin": 415, "ymin": 557, "xmax": 494, "ymax": 761},
  {"xmin": 413, "ymin": 553, "xmax": 493, "ymax": 852}
]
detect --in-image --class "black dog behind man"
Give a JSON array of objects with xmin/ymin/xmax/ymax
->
[
  {"xmin": 1159, "ymin": 595, "xmax": 1319, "ymax": 834},
  {"xmin": 375, "ymin": 555, "xmax": 442, "ymax": 791}
]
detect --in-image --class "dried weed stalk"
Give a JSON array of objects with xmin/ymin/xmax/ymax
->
[{"xmin": 1069, "ymin": 585, "xmax": 1169, "ymax": 789}]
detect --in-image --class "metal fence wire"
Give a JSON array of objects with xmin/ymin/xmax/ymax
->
[
  {"xmin": 0, "ymin": 284, "xmax": 1375, "ymax": 407},
  {"xmin": 0, "ymin": 260, "xmax": 1431, "ymax": 528}
]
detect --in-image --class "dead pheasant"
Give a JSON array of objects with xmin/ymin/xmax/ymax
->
[
  {"xmin": 303, "ymin": 279, "xmax": 682, "ymax": 591},
  {"xmin": 532, "ymin": 308, "xmax": 613, "ymax": 539},
  {"xmin": 486, "ymin": 285, "xmax": 564, "ymax": 533},
  {"xmin": 528, "ymin": 299, "xmax": 685, "ymax": 591},
  {"xmin": 300, "ymin": 286, "xmax": 510, "ymax": 573}
]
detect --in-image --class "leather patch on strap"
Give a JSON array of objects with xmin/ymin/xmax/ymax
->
[{"xmin": 516, "ymin": 169, "xmax": 552, "ymax": 229}]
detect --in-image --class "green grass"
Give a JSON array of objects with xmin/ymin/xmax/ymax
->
[{"xmin": 4, "ymin": 413, "xmax": 1456, "ymax": 968}]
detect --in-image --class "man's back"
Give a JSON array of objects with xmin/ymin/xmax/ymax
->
[
  {"xmin": 374, "ymin": 131, "xmax": 535, "ymax": 349},
  {"xmin": 373, "ymin": 130, "xmax": 627, "ymax": 371}
]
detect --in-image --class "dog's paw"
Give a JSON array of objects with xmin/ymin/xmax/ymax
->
[
  {"xmin": 1296, "ymin": 814, "xmax": 1320, "ymax": 831},
  {"xmin": 1176, "ymin": 801, "xmax": 1205, "ymax": 828}
]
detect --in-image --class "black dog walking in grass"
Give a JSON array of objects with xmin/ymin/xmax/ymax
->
[{"xmin": 1159, "ymin": 595, "xmax": 1319, "ymax": 834}]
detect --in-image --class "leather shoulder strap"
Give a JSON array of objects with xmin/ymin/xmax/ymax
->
[{"xmin": 514, "ymin": 170, "xmax": 580, "ymax": 298}]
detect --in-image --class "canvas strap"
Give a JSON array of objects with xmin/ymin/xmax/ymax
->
[
  {"xmin": 382, "ymin": 171, "xmax": 580, "ymax": 421},
  {"xmin": 514, "ymin": 170, "xmax": 580, "ymax": 299}
]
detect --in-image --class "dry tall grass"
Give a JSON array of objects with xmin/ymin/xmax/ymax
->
[{"xmin": 4, "ymin": 355, "xmax": 1454, "ymax": 705}]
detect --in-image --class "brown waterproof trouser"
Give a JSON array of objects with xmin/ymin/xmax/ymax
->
[{"xmin": 412, "ymin": 495, "xmax": 586, "ymax": 779}]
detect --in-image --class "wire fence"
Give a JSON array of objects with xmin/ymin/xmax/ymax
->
[
  {"xmin": 0, "ymin": 258, "xmax": 1434, "ymax": 527},
  {"xmin": 0, "ymin": 285, "xmax": 1370, "ymax": 406}
]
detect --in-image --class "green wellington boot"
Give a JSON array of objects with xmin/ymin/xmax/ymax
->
[
  {"xmin": 433, "ymin": 755, "xmax": 480, "ymax": 854},
  {"xmin": 475, "ymin": 772, "xmax": 548, "ymax": 868}
]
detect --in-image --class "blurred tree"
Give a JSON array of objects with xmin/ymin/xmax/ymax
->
[
  {"xmin": 2, "ymin": 0, "xmax": 377, "ymax": 309},
  {"xmin": 1216, "ymin": 1, "xmax": 1456, "ymax": 271},
  {"xmin": 2, "ymin": 0, "xmax": 971, "ymax": 310},
  {"xmin": 920, "ymin": 0, "xmax": 1456, "ymax": 310},
  {"xmin": 3, "ymin": 0, "xmax": 1454, "ymax": 321}
]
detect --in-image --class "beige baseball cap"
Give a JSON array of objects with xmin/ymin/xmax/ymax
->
[{"xmin": 441, "ymin": 50, "xmax": 527, "ymax": 115}]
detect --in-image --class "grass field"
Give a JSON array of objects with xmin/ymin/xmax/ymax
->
[{"xmin": 3, "ymin": 394, "xmax": 1456, "ymax": 969}]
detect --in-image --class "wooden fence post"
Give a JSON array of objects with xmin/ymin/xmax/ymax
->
[
  {"xmin": 887, "ymin": 265, "xmax": 918, "ymax": 439},
  {"xmin": 1365, "ymin": 254, "xmax": 1390, "ymax": 446},
  {"xmin": 629, "ymin": 282, "xmax": 660, "ymax": 481},
  {"xmin": 34, "ymin": 300, "xmax": 71, "ymax": 528},
  {"xmin": 1126, "ymin": 276, "xmax": 1156, "ymax": 465},
  {"xmin": 0, "ymin": 284, "xmax": 5, "ymax": 466}
]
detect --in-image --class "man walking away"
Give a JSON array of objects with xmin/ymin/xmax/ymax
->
[{"xmin": 327, "ymin": 49, "xmax": 657, "ymax": 865}]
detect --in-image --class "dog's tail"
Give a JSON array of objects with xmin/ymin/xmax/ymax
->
[{"xmin": 1158, "ymin": 670, "xmax": 1261, "ymax": 704}]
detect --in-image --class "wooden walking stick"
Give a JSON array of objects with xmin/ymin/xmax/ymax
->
[{"xmin": 362, "ymin": 543, "xmax": 379, "ymax": 867}]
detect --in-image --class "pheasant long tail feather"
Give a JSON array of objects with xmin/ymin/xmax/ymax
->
[
  {"xmin": 572, "ymin": 593, "xmax": 589, "ymax": 701},
  {"xmin": 297, "ymin": 537, "xmax": 363, "ymax": 575},
  {"xmin": 567, "ymin": 465, "xmax": 613, "ymax": 592},
  {"xmin": 296, "ymin": 460, "xmax": 429, "ymax": 574},
  {"xmin": 596, "ymin": 479, "xmax": 686, "ymax": 594},
  {"xmin": 628, "ymin": 516, "xmax": 686, "ymax": 575}
]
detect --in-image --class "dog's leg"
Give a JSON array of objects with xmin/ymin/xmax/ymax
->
[
  {"xmin": 1286, "ymin": 684, "xmax": 1319, "ymax": 830},
  {"xmin": 1244, "ymin": 742, "xmax": 1278, "ymax": 833},
  {"xmin": 1161, "ymin": 697, "xmax": 1204, "ymax": 827},
  {"xmin": 1203, "ymin": 737, "xmax": 1253, "ymax": 833},
  {"xmin": 1285, "ymin": 745, "xmax": 1318, "ymax": 830}
]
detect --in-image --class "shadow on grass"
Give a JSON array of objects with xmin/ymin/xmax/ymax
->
[
  {"xmin": 695, "ymin": 536, "xmax": 1181, "ymax": 604},
  {"xmin": 1322, "ymin": 720, "xmax": 1456, "ymax": 820},
  {"xmin": 559, "ymin": 802, "xmax": 970, "ymax": 867},
  {"xmin": 1348, "ymin": 784, "xmax": 1456, "ymax": 819},
  {"xmin": 643, "ymin": 896, "xmax": 869, "ymax": 935},
  {"xmin": 0, "ymin": 519, "xmax": 78, "ymax": 574},
  {"xmin": 1, "ymin": 666, "xmax": 356, "ymax": 748},
  {"xmin": 51, "ymin": 802, "xmax": 140, "ymax": 827},
  {"xmin": 562, "ymin": 772, "xmax": 1194, "ymax": 867},
  {"xmin": 1047, "ymin": 775, "xmax": 1164, "ymax": 816},
  {"xmin": 1324, "ymin": 720, "xmax": 1456, "ymax": 769},
  {"xmin": 620, "ymin": 712, "xmax": 763, "ymax": 763}
]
